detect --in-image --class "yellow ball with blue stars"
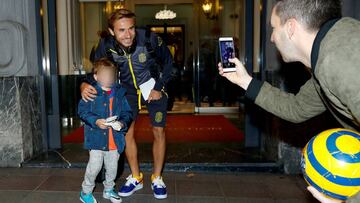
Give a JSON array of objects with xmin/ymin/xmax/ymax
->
[{"xmin": 301, "ymin": 128, "xmax": 360, "ymax": 201}]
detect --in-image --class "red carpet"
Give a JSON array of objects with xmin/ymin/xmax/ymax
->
[{"xmin": 62, "ymin": 115, "xmax": 244, "ymax": 144}]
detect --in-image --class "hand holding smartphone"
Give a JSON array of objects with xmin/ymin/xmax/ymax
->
[{"xmin": 219, "ymin": 37, "xmax": 236, "ymax": 72}]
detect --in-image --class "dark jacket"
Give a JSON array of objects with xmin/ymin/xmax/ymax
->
[
  {"xmin": 91, "ymin": 28, "xmax": 174, "ymax": 94},
  {"xmin": 78, "ymin": 83, "xmax": 133, "ymax": 153}
]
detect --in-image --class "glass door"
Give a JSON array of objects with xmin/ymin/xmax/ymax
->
[
  {"xmin": 194, "ymin": 0, "xmax": 246, "ymax": 113},
  {"xmin": 53, "ymin": 0, "xmax": 276, "ymax": 167}
]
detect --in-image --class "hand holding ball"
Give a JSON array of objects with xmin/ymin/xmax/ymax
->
[{"xmin": 301, "ymin": 128, "xmax": 360, "ymax": 201}]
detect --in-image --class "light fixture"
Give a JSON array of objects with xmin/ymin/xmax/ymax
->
[
  {"xmin": 202, "ymin": 0, "xmax": 213, "ymax": 14},
  {"xmin": 202, "ymin": 0, "xmax": 220, "ymax": 20},
  {"xmin": 155, "ymin": 5, "xmax": 176, "ymax": 20},
  {"xmin": 113, "ymin": 0, "xmax": 125, "ymax": 10},
  {"xmin": 105, "ymin": 0, "xmax": 125, "ymax": 15}
]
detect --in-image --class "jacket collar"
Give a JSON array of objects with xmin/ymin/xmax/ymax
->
[
  {"xmin": 94, "ymin": 84, "xmax": 106, "ymax": 96},
  {"xmin": 311, "ymin": 18, "xmax": 341, "ymax": 73},
  {"xmin": 95, "ymin": 83, "xmax": 125, "ymax": 97}
]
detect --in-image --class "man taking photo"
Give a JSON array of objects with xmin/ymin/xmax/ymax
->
[{"xmin": 219, "ymin": 0, "xmax": 360, "ymax": 202}]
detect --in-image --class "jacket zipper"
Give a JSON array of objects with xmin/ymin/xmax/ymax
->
[{"xmin": 126, "ymin": 54, "xmax": 142, "ymax": 110}]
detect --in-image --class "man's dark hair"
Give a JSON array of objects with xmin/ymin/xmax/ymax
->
[
  {"xmin": 108, "ymin": 9, "xmax": 136, "ymax": 30},
  {"xmin": 275, "ymin": 0, "xmax": 342, "ymax": 31}
]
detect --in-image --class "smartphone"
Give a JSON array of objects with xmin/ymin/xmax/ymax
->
[{"xmin": 219, "ymin": 37, "xmax": 236, "ymax": 72}]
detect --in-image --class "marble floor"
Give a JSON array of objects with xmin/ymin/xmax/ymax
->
[{"xmin": 0, "ymin": 168, "xmax": 318, "ymax": 203}]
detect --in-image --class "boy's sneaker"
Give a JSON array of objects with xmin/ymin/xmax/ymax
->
[
  {"xmin": 118, "ymin": 173, "xmax": 143, "ymax": 197},
  {"xmin": 151, "ymin": 176, "xmax": 167, "ymax": 199},
  {"xmin": 80, "ymin": 191, "xmax": 97, "ymax": 203},
  {"xmin": 103, "ymin": 189, "xmax": 122, "ymax": 203}
]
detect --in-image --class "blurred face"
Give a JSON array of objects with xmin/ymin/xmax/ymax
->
[
  {"xmin": 109, "ymin": 17, "xmax": 136, "ymax": 48},
  {"xmin": 94, "ymin": 69, "xmax": 116, "ymax": 89},
  {"xmin": 270, "ymin": 8, "xmax": 297, "ymax": 62}
]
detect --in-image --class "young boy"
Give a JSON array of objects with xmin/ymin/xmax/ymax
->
[{"xmin": 78, "ymin": 58, "xmax": 132, "ymax": 203}]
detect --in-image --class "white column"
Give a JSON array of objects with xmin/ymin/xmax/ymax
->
[{"xmin": 56, "ymin": 0, "xmax": 73, "ymax": 75}]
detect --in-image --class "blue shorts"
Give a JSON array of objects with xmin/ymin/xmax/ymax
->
[{"xmin": 126, "ymin": 91, "xmax": 168, "ymax": 127}]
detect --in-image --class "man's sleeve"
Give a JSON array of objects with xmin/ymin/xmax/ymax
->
[
  {"xmin": 346, "ymin": 191, "xmax": 360, "ymax": 203},
  {"xmin": 93, "ymin": 38, "xmax": 108, "ymax": 62},
  {"xmin": 246, "ymin": 77, "xmax": 327, "ymax": 123},
  {"xmin": 81, "ymin": 38, "xmax": 108, "ymax": 85},
  {"xmin": 81, "ymin": 73, "xmax": 96, "ymax": 86},
  {"xmin": 151, "ymin": 33, "xmax": 174, "ymax": 91}
]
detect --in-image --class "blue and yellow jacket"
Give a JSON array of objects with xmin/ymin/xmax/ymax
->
[
  {"xmin": 92, "ymin": 29, "xmax": 174, "ymax": 97},
  {"xmin": 78, "ymin": 83, "xmax": 133, "ymax": 153}
]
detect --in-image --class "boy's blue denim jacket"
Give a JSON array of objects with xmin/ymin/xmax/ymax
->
[{"xmin": 78, "ymin": 83, "xmax": 133, "ymax": 153}]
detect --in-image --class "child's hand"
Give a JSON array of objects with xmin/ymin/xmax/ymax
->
[
  {"xmin": 95, "ymin": 119, "xmax": 108, "ymax": 129},
  {"xmin": 111, "ymin": 121, "xmax": 124, "ymax": 131}
]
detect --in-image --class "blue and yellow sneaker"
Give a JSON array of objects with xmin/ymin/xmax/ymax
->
[
  {"xmin": 151, "ymin": 175, "xmax": 167, "ymax": 199},
  {"xmin": 118, "ymin": 173, "xmax": 143, "ymax": 197},
  {"xmin": 80, "ymin": 191, "xmax": 97, "ymax": 203},
  {"xmin": 103, "ymin": 188, "xmax": 122, "ymax": 203}
]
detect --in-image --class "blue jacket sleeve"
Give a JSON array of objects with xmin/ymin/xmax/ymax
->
[
  {"xmin": 150, "ymin": 33, "xmax": 174, "ymax": 91},
  {"xmin": 78, "ymin": 99, "xmax": 100, "ymax": 129}
]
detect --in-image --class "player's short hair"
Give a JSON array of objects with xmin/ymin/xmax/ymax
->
[
  {"xmin": 275, "ymin": 0, "xmax": 342, "ymax": 31},
  {"xmin": 92, "ymin": 58, "xmax": 116, "ymax": 74},
  {"xmin": 108, "ymin": 9, "xmax": 136, "ymax": 30}
]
